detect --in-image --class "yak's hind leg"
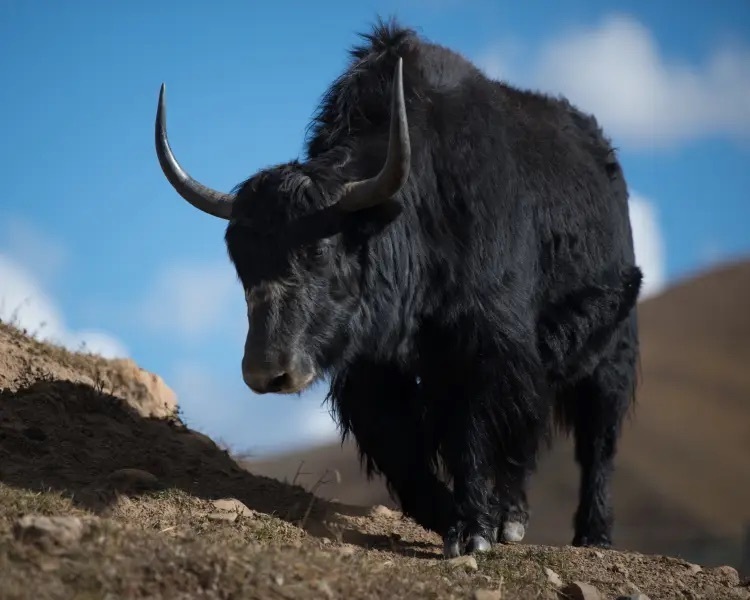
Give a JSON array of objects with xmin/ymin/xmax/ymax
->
[
  {"xmin": 420, "ymin": 312, "xmax": 551, "ymax": 557},
  {"xmin": 327, "ymin": 359, "xmax": 454, "ymax": 535},
  {"xmin": 490, "ymin": 265, "xmax": 643, "ymax": 545},
  {"xmin": 559, "ymin": 314, "xmax": 639, "ymax": 547}
]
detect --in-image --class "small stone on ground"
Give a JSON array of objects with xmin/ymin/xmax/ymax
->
[{"xmin": 447, "ymin": 555, "xmax": 479, "ymax": 572}]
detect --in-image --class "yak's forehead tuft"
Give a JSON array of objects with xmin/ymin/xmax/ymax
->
[
  {"xmin": 230, "ymin": 166, "xmax": 324, "ymax": 222},
  {"xmin": 244, "ymin": 278, "xmax": 294, "ymax": 310}
]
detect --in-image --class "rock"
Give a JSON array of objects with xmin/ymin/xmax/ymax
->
[
  {"xmin": 336, "ymin": 544, "xmax": 357, "ymax": 557},
  {"xmin": 13, "ymin": 515, "xmax": 85, "ymax": 551},
  {"xmin": 473, "ymin": 589, "xmax": 502, "ymax": 600},
  {"xmin": 560, "ymin": 581, "xmax": 602, "ymax": 600},
  {"xmin": 37, "ymin": 556, "xmax": 61, "ymax": 572},
  {"xmin": 105, "ymin": 468, "xmax": 161, "ymax": 493},
  {"xmin": 447, "ymin": 555, "xmax": 479, "ymax": 572},
  {"xmin": 686, "ymin": 562, "xmax": 702, "ymax": 574},
  {"xmin": 106, "ymin": 358, "xmax": 178, "ymax": 419},
  {"xmin": 314, "ymin": 580, "xmax": 334, "ymax": 598},
  {"xmin": 710, "ymin": 565, "xmax": 740, "ymax": 585},
  {"xmin": 207, "ymin": 512, "xmax": 238, "ymax": 523},
  {"xmin": 613, "ymin": 563, "xmax": 629, "ymax": 575},
  {"xmin": 544, "ymin": 567, "xmax": 563, "ymax": 588},
  {"xmin": 371, "ymin": 505, "xmax": 397, "ymax": 518},
  {"xmin": 212, "ymin": 498, "xmax": 254, "ymax": 517},
  {"xmin": 593, "ymin": 551, "xmax": 604, "ymax": 559}
]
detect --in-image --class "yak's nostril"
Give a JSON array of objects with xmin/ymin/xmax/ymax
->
[{"xmin": 267, "ymin": 372, "xmax": 290, "ymax": 392}]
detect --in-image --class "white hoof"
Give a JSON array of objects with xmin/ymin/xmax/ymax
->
[{"xmin": 501, "ymin": 521, "xmax": 526, "ymax": 543}]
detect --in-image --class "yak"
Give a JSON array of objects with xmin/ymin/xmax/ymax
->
[{"xmin": 154, "ymin": 19, "xmax": 643, "ymax": 558}]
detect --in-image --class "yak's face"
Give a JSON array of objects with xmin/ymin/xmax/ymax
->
[
  {"xmin": 225, "ymin": 170, "xmax": 371, "ymax": 395},
  {"xmin": 153, "ymin": 57, "xmax": 410, "ymax": 395}
]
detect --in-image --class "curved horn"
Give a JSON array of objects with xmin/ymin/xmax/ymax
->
[
  {"xmin": 337, "ymin": 57, "xmax": 411, "ymax": 212},
  {"xmin": 155, "ymin": 84, "xmax": 236, "ymax": 220}
]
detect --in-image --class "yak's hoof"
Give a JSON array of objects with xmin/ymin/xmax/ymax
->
[
  {"xmin": 443, "ymin": 530, "xmax": 493, "ymax": 557},
  {"xmin": 465, "ymin": 534, "xmax": 492, "ymax": 554},
  {"xmin": 501, "ymin": 521, "xmax": 526, "ymax": 543},
  {"xmin": 572, "ymin": 534, "xmax": 611, "ymax": 548},
  {"xmin": 443, "ymin": 538, "xmax": 462, "ymax": 558}
]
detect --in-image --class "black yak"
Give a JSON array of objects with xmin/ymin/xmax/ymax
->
[{"xmin": 154, "ymin": 19, "xmax": 643, "ymax": 557}]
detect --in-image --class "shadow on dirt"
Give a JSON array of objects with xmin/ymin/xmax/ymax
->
[{"xmin": 0, "ymin": 378, "xmax": 437, "ymax": 558}]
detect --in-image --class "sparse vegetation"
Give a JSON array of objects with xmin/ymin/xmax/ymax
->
[{"xmin": 0, "ymin": 317, "xmax": 748, "ymax": 598}]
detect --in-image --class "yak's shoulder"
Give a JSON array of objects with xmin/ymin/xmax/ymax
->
[{"xmin": 305, "ymin": 18, "xmax": 483, "ymax": 156}]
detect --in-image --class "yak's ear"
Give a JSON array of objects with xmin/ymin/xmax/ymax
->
[{"xmin": 338, "ymin": 198, "xmax": 404, "ymax": 250}]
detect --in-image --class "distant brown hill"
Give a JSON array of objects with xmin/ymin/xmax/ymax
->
[{"xmin": 246, "ymin": 259, "xmax": 750, "ymax": 571}]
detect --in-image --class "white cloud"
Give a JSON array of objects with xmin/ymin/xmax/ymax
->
[
  {"xmin": 1, "ymin": 215, "xmax": 70, "ymax": 283},
  {"xmin": 0, "ymin": 217, "xmax": 128, "ymax": 359},
  {"xmin": 0, "ymin": 254, "xmax": 128, "ymax": 359},
  {"xmin": 137, "ymin": 261, "xmax": 244, "ymax": 340},
  {"xmin": 628, "ymin": 194, "xmax": 666, "ymax": 300},
  {"xmin": 477, "ymin": 13, "xmax": 750, "ymax": 148}
]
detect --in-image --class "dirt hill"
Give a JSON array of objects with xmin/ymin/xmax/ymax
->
[
  {"xmin": 0, "ymin": 264, "xmax": 748, "ymax": 599},
  {"xmin": 247, "ymin": 260, "xmax": 750, "ymax": 574}
]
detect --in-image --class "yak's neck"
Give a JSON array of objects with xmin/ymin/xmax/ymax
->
[{"xmin": 348, "ymin": 205, "xmax": 425, "ymax": 368}]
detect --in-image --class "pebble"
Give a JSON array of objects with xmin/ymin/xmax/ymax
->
[
  {"xmin": 560, "ymin": 581, "xmax": 602, "ymax": 600},
  {"xmin": 336, "ymin": 544, "xmax": 357, "ymax": 557},
  {"xmin": 712, "ymin": 565, "xmax": 739, "ymax": 584},
  {"xmin": 447, "ymin": 555, "xmax": 479, "ymax": 572},
  {"xmin": 371, "ymin": 505, "xmax": 397, "ymax": 518},
  {"xmin": 686, "ymin": 562, "xmax": 702, "ymax": 575},
  {"xmin": 544, "ymin": 567, "xmax": 563, "ymax": 587},
  {"xmin": 211, "ymin": 498, "xmax": 254, "ymax": 517},
  {"xmin": 314, "ymin": 580, "xmax": 334, "ymax": 598},
  {"xmin": 207, "ymin": 512, "xmax": 238, "ymax": 523},
  {"xmin": 473, "ymin": 588, "xmax": 502, "ymax": 600},
  {"xmin": 613, "ymin": 563, "xmax": 629, "ymax": 575},
  {"xmin": 13, "ymin": 515, "xmax": 85, "ymax": 551}
]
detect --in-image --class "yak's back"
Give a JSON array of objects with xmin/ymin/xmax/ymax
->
[
  {"xmin": 305, "ymin": 20, "xmax": 614, "ymax": 164},
  {"xmin": 305, "ymin": 19, "xmax": 485, "ymax": 157}
]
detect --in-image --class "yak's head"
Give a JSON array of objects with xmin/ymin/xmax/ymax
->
[{"xmin": 154, "ymin": 59, "xmax": 410, "ymax": 395}]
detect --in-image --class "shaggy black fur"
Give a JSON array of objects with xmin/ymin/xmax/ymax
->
[{"xmin": 222, "ymin": 19, "xmax": 642, "ymax": 555}]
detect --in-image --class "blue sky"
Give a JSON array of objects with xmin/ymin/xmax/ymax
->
[{"xmin": 1, "ymin": 1, "xmax": 749, "ymax": 456}]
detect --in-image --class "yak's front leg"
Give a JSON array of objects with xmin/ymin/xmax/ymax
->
[
  {"xmin": 328, "ymin": 359, "xmax": 454, "ymax": 536},
  {"xmin": 420, "ymin": 313, "xmax": 551, "ymax": 557},
  {"xmin": 489, "ymin": 468, "xmax": 531, "ymax": 544}
]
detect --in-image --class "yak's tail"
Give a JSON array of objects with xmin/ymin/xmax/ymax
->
[{"xmin": 537, "ymin": 264, "xmax": 643, "ymax": 386}]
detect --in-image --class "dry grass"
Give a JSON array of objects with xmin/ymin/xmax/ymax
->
[{"xmin": 0, "ymin": 317, "xmax": 748, "ymax": 599}]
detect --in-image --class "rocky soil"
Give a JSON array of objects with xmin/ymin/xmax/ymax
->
[{"xmin": 1, "ymin": 319, "xmax": 748, "ymax": 599}]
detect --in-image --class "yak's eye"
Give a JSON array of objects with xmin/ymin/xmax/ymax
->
[{"xmin": 312, "ymin": 244, "xmax": 328, "ymax": 260}]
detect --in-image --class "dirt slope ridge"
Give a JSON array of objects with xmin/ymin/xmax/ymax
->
[
  {"xmin": 0, "ymin": 268, "xmax": 748, "ymax": 598},
  {"xmin": 248, "ymin": 259, "xmax": 750, "ymax": 572}
]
